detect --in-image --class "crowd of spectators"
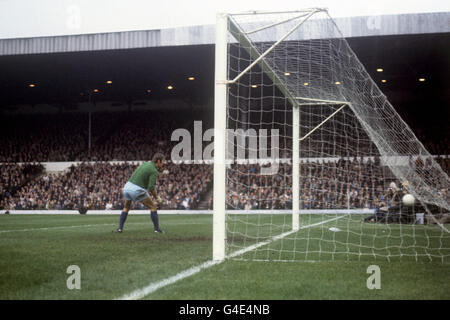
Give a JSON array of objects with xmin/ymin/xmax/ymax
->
[
  {"xmin": 0, "ymin": 156, "xmax": 448, "ymax": 211},
  {"xmin": 0, "ymin": 110, "xmax": 448, "ymax": 212},
  {"xmin": 0, "ymin": 163, "xmax": 44, "ymax": 204},
  {"xmin": 225, "ymin": 156, "xmax": 450, "ymax": 210},
  {"xmin": 0, "ymin": 162, "xmax": 212, "ymax": 211},
  {"xmin": 226, "ymin": 158, "xmax": 386, "ymax": 210},
  {"xmin": 0, "ymin": 114, "xmax": 88, "ymax": 162},
  {"xmin": 0, "ymin": 111, "xmax": 194, "ymax": 163},
  {"xmin": 0, "ymin": 111, "xmax": 448, "ymax": 163},
  {"xmin": 414, "ymin": 127, "xmax": 450, "ymax": 156},
  {"xmin": 81, "ymin": 111, "xmax": 184, "ymax": 161}
]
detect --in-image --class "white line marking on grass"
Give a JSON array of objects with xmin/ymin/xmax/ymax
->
[
  {"xmin": 117, "ymin": 260, "xmax": 223, "ymax": 300},
  {"xmin": 116, "ymin": 215, "xmax": 346, "ymax": 300},
  {"xmin": 0, "ymin": 221, "xmax": 207, "ymax": 234},
  {"xmin": 228, "ymin": 215, "xmax": 345, "ymax": 259},
  {"xmin": 0, "ymin": 223, "xmax": 116, "ymax": 233}
]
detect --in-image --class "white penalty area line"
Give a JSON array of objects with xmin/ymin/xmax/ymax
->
[{"xmin": 116, "ymin": 215, "xmax": 346, "ymax": 300}]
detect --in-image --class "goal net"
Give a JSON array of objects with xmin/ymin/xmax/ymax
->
[{"xmin": 213, "ymin": 9, "xmax": 450, "ymax": 262}]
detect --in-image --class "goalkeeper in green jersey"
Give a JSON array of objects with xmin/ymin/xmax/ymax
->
[{"xmin": 117, "ymin": 153, "xmax": 165, "ymax": 233}]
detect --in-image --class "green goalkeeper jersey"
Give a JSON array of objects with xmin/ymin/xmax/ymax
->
[{"xmin": 128, "ymin": 161, "xmax": 158, "ymax": 191}]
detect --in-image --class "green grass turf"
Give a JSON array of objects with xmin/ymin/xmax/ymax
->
[
  {"xmin": 0, "ymin": 214, "xmax": 448, "ymax": 300},
  {"xmin": 227, "ymin": 214, "xmax": 450, "ymax": 262}
]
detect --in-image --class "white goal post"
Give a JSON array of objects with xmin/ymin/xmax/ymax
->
[
  {"xmin": 214, "ymin": 10, "xmax": 327, "ymax": 261},
  {"xmin": 213, "ymin": 12, "xmax": 228, "ymax": 261},
  {"xmin": 213, "ymin": 9, "xmax": 450, "ymax": 262}
]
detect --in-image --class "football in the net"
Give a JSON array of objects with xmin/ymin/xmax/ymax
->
[{"xmin": 402, "ymin": 194, "xmax": 415, "ymax": 206}]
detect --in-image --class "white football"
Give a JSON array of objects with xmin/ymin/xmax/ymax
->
[{"xmin": 402, "ymin": 194, "xmax": 415, "ymax": 206}]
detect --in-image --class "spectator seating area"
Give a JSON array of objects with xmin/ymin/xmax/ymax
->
[
  {"xmin": 0, "ymin": 111, "xmax": 448, "ymax": 163},
  {"xmin": 1, "ymin": 162, "xmax": 212, "ymax": 211},
  {"xmin": 226, "ymin": 156, "xmax": 450, "ymax": 210},
  {"xmin": 1, "ymin": 156, "xmax": 448, "ymax": 211},
  {"xmin": 0, "ymin": 110, "xmax": 449, "ymax": 211},
  {"xmin": 0, "ymin": 111, "xmax": 194, "ymax": 162}
]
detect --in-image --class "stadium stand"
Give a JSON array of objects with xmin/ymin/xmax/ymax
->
[{"xmin": 0, "ymin": 110, "xmax": 448, "ymax": 211}]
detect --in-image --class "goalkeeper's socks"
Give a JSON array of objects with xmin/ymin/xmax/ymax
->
[
  {"xmin": 118, "ymin": 211, "xmax": 128, "ymax": 231},
  {"xmin": 150, "ymin": 211, "xmax": 160, "ymax": 231}
]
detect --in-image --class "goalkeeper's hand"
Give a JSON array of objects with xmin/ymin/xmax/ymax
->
[{"xmin": 156, "ymin": 196, "xmax": 163, "ymax": 205}]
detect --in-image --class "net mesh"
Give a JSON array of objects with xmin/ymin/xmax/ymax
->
[{"xmin": 224, "ymin": 9, "xmax": 450, "ymax": 262}]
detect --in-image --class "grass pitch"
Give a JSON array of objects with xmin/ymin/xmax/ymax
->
[{"xmin": 0, "ymin": 213, "xmax": 449, "ymax": 300}]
